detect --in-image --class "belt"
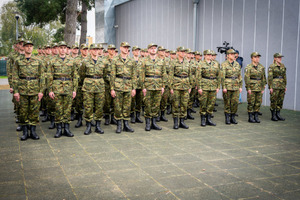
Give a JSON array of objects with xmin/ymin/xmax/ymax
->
[
  {"xmin": 116, "ymin": 75, "xmax": 131, "ymax": 80},
  {"xmin": 86, "ymin": 75, "xmax": 103, "ymax": 79},
  {"xmin": 250, "ymin": 78, "xmax": 261, "ymax": 80},
  {"xmin": 146, "ymin": 75, "xmax": 162, "ymax": 78},
  {"xmin": 273, "ymin": 76, "xmax": 283, "ymax": 79},
  {"xmin": 174, "ymin": 75, "xmax": 188, "ymax": 78},
  {"xmin": 202, "ymin": 76, "xmax": 216, "ymax": 80},
  {"xmin": 19, "ymin": 77, "xmax": 37, "ymax": 80},
  {"xmin": 53, "ymin": 77, "xmax": 72, "ymax": 81},
  {"xmin": 225, "ymin": 76, "xmax": 238, "ymax": 80}
]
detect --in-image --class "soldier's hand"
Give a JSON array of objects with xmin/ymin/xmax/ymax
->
[
  {"xmin": 170, "ymin": 89, "xmax": 174, "ymax": 95},
  {"xmin": 239, "ymin": 88, "xmax": 242, "ymax": 93},
  {"xmin": 111, "ymin": 90, "xmax": 116, "ymax": 98},
  {"xmin": 49, "ymin": 92, "xmax": 55, "ymax": 99},
  {"xmin": 161, "ymin": 88, "xmax": 164, "ymax": 95},
  {"xmin": 14, "ymin": 93, "xmax": 20, "ymax": 102},
  {"xmin": 143, "ymin": 89, "xmax": 147, "ymax": 96},
  {"xmin": 72, "ymin": 91, "xmax": 76, "ymax": 99},
  {"xmin": 216, "ymin": 88, "xmax": 219, "ymax": 93},
  {"xmin": 269, "ymin": 88, "xmax": 273, "ymax": 94},
  {"xmin": 285, "ymin": 88, "xmax": 287, "ymax": 92},
  {"xmin": 223, "ymin": 89, "xmax": 227, "ymax": 93},
  {"xmin": 261, "ymin": 90, "xmax": 264, "ymax": 94},
  {"xmin": 131, "ymin": 89, "xmax": 136, "ymax": 97},
  {"xmin": 38, "ymin": 93, "xmax": 43, "ymax": 101},
  {"xmin": 198, "ymin": 89, "xmax": 203, "ymax": 95},
  {"xmin": 188, "ymin": 89, "xmax": 191, "ymax": 93},
  {"xmin": 9, "ymin": 88, "xmax": 13, "ymax": 94},
  {"xmin": 247, "ymin": 90, "xmax": 251, "ymax": 95}
]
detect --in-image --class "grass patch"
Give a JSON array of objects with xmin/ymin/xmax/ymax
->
[{"xmin": 0, "ymin": 76, "xmax": 7, "ymax": 79}]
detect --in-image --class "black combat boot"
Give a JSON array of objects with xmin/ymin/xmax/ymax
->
[
  {"xmin": 70, "ymin": 109, "xmax": 75, "ymax": 121},
  {"xmin": 104, "ymin": 115, "xmax": 110, "ymax": 125},
  {"xmin": 276, "ymin": 110, "xmax": 285, "ymax": 121},
  {"xmin": 254, "ymin": 112, "xmax": 260, "ymax": 123},
  {"xmin": 42, "ymin": 110, "xmax": 49, "ymax": 122},
  {"xmin": 75, "ymin": 113, "xmax": 83, "ymax": 128},
  {"xmin": 173, "ymin": 117, "xmax": 179, "ymax": 129},
  {"xmin": 116, "ymin": 120, "xmax": 122, "ymax": 133},
  {"xmin": 179, "ymin": 118, "xmax": 189, "ymax": 129},
  {"xmin": 91, "ymin": 121, "xmax": 96, "ymax": 127},
  {"xmin": 187, "ymin": 109, "xmax": 195, "ymax": 120},
  {"xmin": 130, "ymin": 112, "xmax": 136, "ymax": 123},
  {"xmin": 160, "ymin": 111, "xmax": 168, "ymax": 122},
  {"xmin": 151, "ymin": 117, "xmax": 162, "ymax": 130},
  {"xmin": 230, "ymin": 113, "xmax": 238, "ymax": 124},
  {"xmin": 16, "ymin": 124, "xmax": 23, "ymax": 131},
  {"xmin": 225, "ymin": 113, "xmax": 231, "ymax": 125},
  {"xmin": 145, "ymin": 118, "xmax": 151, "ymax": 131},
  {"xmin": 54, "ymin": 123, "xmax": 62, "ymax": 138},
  {"xmin": 111, "ymin": 114, "xmax": 117, "ymax": 125},
  {"xmin": 248, "ymin": 112, "xmax": 256, "ymax": 123},
  {"xmin": 271, "ymin": 110, "xmax": 278, "ymax": 121},
  {"xmin": 201, "ymin": 115, "xmax": 206, "ymax": 127},
  {"xmin": 206, "ymin": 114, "xmax": 216, "ymax": 126},
  {"xmin": 213, "ymin": 107, "xmax": 217, "ymax": 112},
  {"xmin": 215, "ymin": 103, "xmax": 218, "ymax": 106},
  {"xmin": 191, "ymin": 107, "xmax": 196, "ymax": 113},
  {"xmin": 258, "ymin": 112, "xmax": 262, "ymax": 115},
  {"xmin": 49, "ymin": 116, "xmax": 56, "ymax": 129},
  {"xmin": 156, "ymin": 115, "xmax": 161, "ymax": 122},
  {"xmin": 95, "ymin": 120, "xmax": 104, "ymax": 134},
  {"xmin": 123, "ymin": 120, "xmax": 134, "ymax": 132},
  {"xmin": 20, "ymin": 125, "xmax": 29, "ymax": 141},
  {"xmin": 136, "ymin": 112, "xmax": 143, "ymax": 123},
  {"xmin": 167, "ymin": 105, "xmax": 172, "ymax": 115},
  {"xmin": 84, "ymin": 121, "xmax": 92, "ymax": 135},
  {"xmin": 30, "ymin": 125, "xmax": 39, "ymax": 140},
  {"xmin": 64, "ymin": 123, "xmax": 74, "ymax": 137}
]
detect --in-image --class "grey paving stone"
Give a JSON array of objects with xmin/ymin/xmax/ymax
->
[
  {"xmin": 193, "ymin": 170, "xmax": 242, "ymax": 186},
  {"xmin": 208, "ymin": 158, "xmax": 250, "ymax": 169},
  {"xmin": 175, "ymin": 161, "xmax": 220, "ymax": 174},
  {"xmin": 173, "ymin": 186, "xmax": 230, "ymax": 200},
  {"xmin": 258, "ymin": 163, "xmax": 300, "ymax": 176},
  {"xmin": 73, "ymin": 185, "xmax": 126, "ymax": 200},
  {"xmin": 143, "ymin": 165, "xmax": 186, "ymax": 180},
  {"xmin": 227, "ymin": 167, "xmax": 274, "ymax": 181},
  {"xmin": 158, "ymin": 175, "xmax": 206, "ymax": 191}
]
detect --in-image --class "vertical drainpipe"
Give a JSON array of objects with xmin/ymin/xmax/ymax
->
[{"xmin": 193, "ymin": 0, "xmax": 200, "ymax": 51}]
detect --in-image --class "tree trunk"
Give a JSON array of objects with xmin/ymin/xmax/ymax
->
[
  {"xmin": 64, "ymin": 0, "xmax": 78, "ymax": 46},
  {"xmin": 80, "ymin": 0, "xmax": 88, "ymax": 45}
]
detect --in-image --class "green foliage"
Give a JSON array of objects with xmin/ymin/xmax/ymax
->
[{"xmin": 53, "ymin": 27, "xmax": 65, "ymax": 43}]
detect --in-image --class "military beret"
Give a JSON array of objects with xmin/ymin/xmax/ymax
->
[
  {"xmin": 80, "ymin": 44, "xmax": 88, "ymax": 49},
  {"xmin": 147, "ymin": 43, "xmax": 157, "ymax": 49},
  {"xmin": 186, "ymin": 48, "xmax": 193, "ymax": 54},
  {"xmin": 51, "ymin": 43, "xmax": 58, "ymax": 48},
  {"xmin": 165, "ymin": 50, "xmax": 170, "ymax": 53},
  {"xmin": 72, "ymin": 44, "xmax": 79, "ymax": 49},
  {"xmin": 194, "ymin": 51, "xmax": 202, "ymax": 56},
  {"xmin": 23, "ymin": 40, "xmax": 34, "ymax": 46},
  {"xmin": 273, "ymin": 53, "xmax": 284, "ymax": 58},
  {"xmin": 45, "ymin": 44, "xmax": 51, "ymax": 48},
  {"xmin": 251, "ymin": 52, "xmax": 261, "ymax": 58},
  {"xmin": 17, "ymin": 38, "xmax": 25, "ymax": 44},
  {"xmin": 89, "ymin": 43, "xmax": 101, "ymax": 49},
  {"xmin": 132, "ymin": 46, "xmax": 140, "ymax": 51},
  {"xmin": 226, "ymin": 49, "xmax": 236, "ymax": 54},
  {"xmin": 120, "ymin": 41, "xmax": 130, "ymax": 47},
  {"xmin": 170, "ymin": 50, "xmax": 176, "ymax": 54},
  {"xmin": 58, "ymin": 41, "xmax": 67, "ymax": 47},
  {"xmin": 203, "ymin": 50, "xmax": 213, "ymax": 55},
  {"xmin": 158, "ymin": 46, "xmax": 166, "ymax": 51},
  {"xmin": 176, "ymin": 46, "xmax": 186, "ymax": 52},
  {"xmin": 108, "ymin": 44, "xmax": 116, "ymax": 49}
]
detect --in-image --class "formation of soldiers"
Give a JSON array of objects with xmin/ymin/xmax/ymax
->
[{"xmin": 7, "ymin": 38, "xmax": 287, "ymax": 141}]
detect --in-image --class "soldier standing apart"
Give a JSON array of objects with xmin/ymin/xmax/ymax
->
[
  {"xmin": 141, "ymin": 43, "xmax": 166, "ymax": 131},
  {"xmin": 110, "ymin": 42, "xmax": 136, "ymax": 133},
  {"xmin": 196, "ymin": 50, "xmax": 220, "ymax": 126},
  {"xmin": 170, "ymin": 47, "xmax": 192, "ymax": 129},
  {"xmin": 268, "ymin": 53, "xmax": 287, "ymax": 121},
  {"xmin": 221, "ymin": 49, "xmax": 242, "ymax": 124},
  {"xmin": 244, "ymin": 52, "xmax": 267, "ymax": 123},
  {"xmin": 12, "ymin": 40, "xmax": 45, "ymax": 140},
  {"xmin": 48, "ymin": 41, "xmax": 78, "ymax": 138},
  {"xmin": 80, "ymin": 44, "xmax": 107, "ymax": 135}
]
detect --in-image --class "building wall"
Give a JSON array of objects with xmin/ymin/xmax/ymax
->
[{"xmin": 115, "ymin": 0, "xmax": 300, "ymax": 111}]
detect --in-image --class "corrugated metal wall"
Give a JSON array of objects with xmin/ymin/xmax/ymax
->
[{"xmin": 115, "ymin": 0, "xmax": 300, "ymax": 111}]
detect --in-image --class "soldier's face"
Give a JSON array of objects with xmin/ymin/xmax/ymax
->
[
  {"xmin": 72, "ymin": 48, "xmax": 79, "ymax": 54},
  {"xmin": 120, "ymin": 46, "xmax": 129, "ymax": 55},
  {"xmin": 251, "ymin": 56, "xmax": 260, "ymax": 64},
  {"xmin": 52, "ymin": 47, "xmax": 58, "ymax": 54},
  {"xmin": 90, "ymin": 49, "xmax": 99, "ymax": 57},
  {"xmin": 158, "ymin": 50, "xmax": 165, "ymax": 57},
  {"xmin": 46, "ymin": 48, "xmax": 51, "ymax": 54},
  {"xmin": 212, "ymin": 55, "xmax": 216, "ymax": 60},
  {"xmin": 275, "ymin": 57, "xmax": 282, "ymax": 64},
  {"xmin": 170, "ymin": 54, "xmax": 176, "ymax": 59},
  {"xmin": 81, "ymin": 49, "xmax": 88, "ymax": 56},
  {"xmin": 148, "ymin": 46, "xmax": 157, "ymax": 55},
  {"xmin": 227, "ymin": 53, "xmax": 235, "ymax": 61},
  {"xmin": 24, "ymin": 44, "xmax": 33, "ymax": 54},
  {"xmin": 108, "ymin": 49, "xmax": 115, "ymax": 56},
  {"xmin": 132, "ymin": 49, "xmax": 140, "ymax": 57},
  {"xmin": 98, "ymin": 49, "xmax": 104, "ymax": 55},
  {"xmin": 166, "ymin": 52, "xmax": 170, "ymax": 57},
  {"xmin": 58, "ymin": 46, "xmax": 67, "ymax": 56},
  {"xmin": 204, "ymin": 54, "xmax": 212, "ymax": 62},
  {"xmin": 19, "ymin": 42, "xmax": 24, "ymax": 51}
]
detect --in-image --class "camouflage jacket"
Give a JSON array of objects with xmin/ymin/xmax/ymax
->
[
  {"xmin": 169, "ymin": 58, "xmax": 192, "ymax": 90},
  {"xmin": 79, "ymin": 56, "xmax": 107, "ymax": 93},
  {"xmin": 164, "ymin": 58, "xmax": 172, "ymax": 87},
  {"xmin": 244, "ymin": 63, "xmax": 267, "ymax": 91},
  {"xmin": 74, "ymin": 55, "xmax": 89, "ymax": 87},
  {"xmin": 105, "ymin": 56, "xmax": 114, "ymax": 83},
  {"xmin": 189, "ymin": 60, "xmax": 198, "ymax": 88},
  {"xmin": 133, "ymin": 58, "xmax": 143, "ymax": 89},
  {"xmin": 7, "ymin": 51, "xmax": 19, "ymax": 87},
  {"xmin": 141, "ymin": 56, "xmax": 167, "ymax": 91},
  {"xmin": 12, "ymin": 55, "xmax": 45, "ymax": 95},
  {"xmin": 220, "ymin": 60, "xmax": 242, "ymax": 90},
  {"xmin": 196, "ymin": 60, "xmax": 221, "ymax": 91},
  {"xmin": 268, "ymin": 62, "xmax": 286, "ymax": 89},
  {"xmin": 48, "ymin": 55, "xmax": 78, "ymax": 95},
  {"xmin": 110, "ymin": 55, "xmax": 137, "ymax": 92}
]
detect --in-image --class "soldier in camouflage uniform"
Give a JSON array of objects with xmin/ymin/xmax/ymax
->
[
  {"xmin": 48, "ymin": 41, "xmax": 78, "ymax": 138},
  {"xmin": 141, "ymin": 43, "xmax": 167, "ymax": 131},
  {"xmin": 268, "ymin": 53, "xmax": 287, "ymax": 121},
  {"xmin": 110, "ymin": 42, "xmax": 137, "ymax": 133},
  {"xmin": 186, "ymin": 49, "xmax": 197, "ymax": 120},
  {"xmin": 221, "ymin": 49, "xmax": 243, "ymax": 124},
  {"xmin": 130, "ymin": 46, "xmax": 144, "ymax": 124},
  {"xmin": 170, "ymin": 47, "xmax": 192, "ymax": 129},
  {"xmin": 196, "ymin": 50, "xmax": 221, "ymax": 126},
  {"xmin": 79, "ymin": 44, "xmax": 107, "ymax": 135},
  {"xmin": 194, "ymin": 51, "xmax": 203, "ymax": 108},
  {"xmin": 12, "ymin": 40, "xmax": 45, "ymax": 140},
  {"xmin": 244, "ymin": 52, "xmax": 267, "ymax": 123}
]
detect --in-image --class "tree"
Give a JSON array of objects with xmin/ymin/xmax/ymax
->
[
  {"xmin": 79, "ymin": 0, "xmax": 95, "ymax": 45},
  {"xmin": 64, "ymin": 0, "xmax": 78, "ymax": 46}
]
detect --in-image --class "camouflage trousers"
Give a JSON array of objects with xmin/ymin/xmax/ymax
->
[
  {"xmin": 223, "ymin": 90, "xmax": 239, "ymax": 114},
  {"xmin": 46, "ymin": 89, "xmax": 56, "ymax": 117},
  {"xmin": 188, "ymin": 87, "xmax": 197, "ymax": 109},
  {"xmin": 199, "ymin": 90, "xmax": 217, "ymax": 115},
  {"xmin": 114, "ymin": 91, "xmax": 131, "ymax": 120},
  {"xmin": 19, "ymin": 95, "xmax": 40, "ymax": 126},
  {"xmin": 75, "ymin": 87, "xmax": 83, "ymax": 114},
  {"xmin": 172, "ymin": 89, "xmax": 189, "ymax": 118},
  {"xmin": 12, "ymin": 95, "xmax": 20, "ymax": 119},
  {"xmin": 161, "ymin": 86, "xmax": 171, "ymax": 111},
  {"xmin": 270, "ymin": 89, "xmax": 285, "ymax": 111},
  {"xmin": 40, "ymin": 89, "xmax": 48, "ymax": 112},
  {"xmin": 247, "ymin": 91, "xmax": 263, "ymax": 112},
  {"xmin": 131, "ymin": 89, "xmax": 143, "ymax": 113},
  {"xmin": 54, "ymin": 95, "xmax": 72, "ymax": 123},
  {"xmin": 144, "ymin": 90, "xmax": 161, "ymax": 118},
  {"xmin": 104, "ymin": 81, "xmax": 114, "ymax": 115},
  {"xmin": 83, "ymin": 92, "xmax": 104, "ymax": 122}
]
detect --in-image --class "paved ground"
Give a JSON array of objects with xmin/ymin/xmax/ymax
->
[{"xmin": 0, "ymin": 89, "xmax": 300, "ymax": 200}]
